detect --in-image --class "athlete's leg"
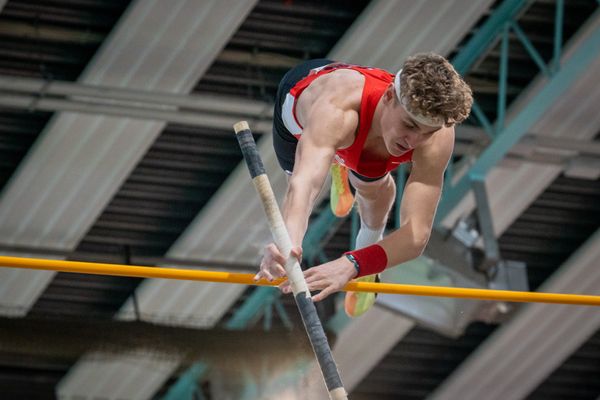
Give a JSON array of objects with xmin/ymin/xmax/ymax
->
[
  {"xmin": 344, "ymin": 172, "xmax": 396, "ymax": 317},
  {"xmin": 350, "ymin": 172, "xmax": 396, "ymax": 233}
]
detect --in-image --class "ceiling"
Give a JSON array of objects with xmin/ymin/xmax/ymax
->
[{"xmin": 0, "ymin": 0, "xmax": 598, "ymax": 399}]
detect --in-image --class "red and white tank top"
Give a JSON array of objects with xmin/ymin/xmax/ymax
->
[{"xmin": 281, "ymin": 63, "xmax": 413, "ymax": 178}]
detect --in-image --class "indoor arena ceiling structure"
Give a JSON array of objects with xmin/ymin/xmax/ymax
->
[{"xmin": 0, "ymin": 1, "xmax": 598, "ymax": 400}]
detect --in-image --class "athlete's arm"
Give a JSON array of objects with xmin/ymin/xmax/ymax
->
[
  {"xmin": 283, "ymin": 106, "xmax": 357, "ymax": 246},
  {"xmin": 255, "ymin": 82, "xmax": 359, "ymax": 282},
  {"xmin": 378, "ymin": 126, "xmax": 454, "ymax": 263}
]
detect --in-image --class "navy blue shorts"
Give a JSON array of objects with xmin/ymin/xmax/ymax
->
[{"xmin": 272, "ymin": 59, "xmax": 384, "ymax": 182}]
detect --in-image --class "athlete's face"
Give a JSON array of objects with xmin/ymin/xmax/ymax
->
[{"xmin": 380, "ymin": 88, "xmax": 442, "ymax": 156}]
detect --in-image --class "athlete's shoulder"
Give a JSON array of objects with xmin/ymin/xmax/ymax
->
[
  {"xmin": 306, "ymin": 69, "xmax": 364, "ymax": 105},
  {"xmin": 413, "ymin": 126, "xmax": 455, "ymax": 169}
]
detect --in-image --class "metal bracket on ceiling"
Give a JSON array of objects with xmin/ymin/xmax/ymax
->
[{"xmin": 470, "ymin": 173, "xmax": 501, "ymax": 275}]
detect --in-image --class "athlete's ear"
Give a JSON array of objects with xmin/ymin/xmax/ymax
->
[{"xmin": 383, "ymin": 84, "xmax": 395, "ymax": 103}]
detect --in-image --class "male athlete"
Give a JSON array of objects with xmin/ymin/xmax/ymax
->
[{"xmin": 256, "ymin": 53, "xmax": 473, "ymax": 317}]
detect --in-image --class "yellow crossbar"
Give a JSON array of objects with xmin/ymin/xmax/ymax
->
[{"xmin": 1, "ymin": 256, "xmax": 598, "ymax": 306}]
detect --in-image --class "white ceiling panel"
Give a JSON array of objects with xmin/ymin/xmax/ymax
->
[
  {"xmin": 118, "ymin": 278, "xmax": 246, "ymax": 328},
  {"xmin": 330, "ymin": 0, "xmax": 495, "ymax": 70},
  {"xmin": 333, "ymin": 308, "xmax": 415, "ymax": 391},
  {"xmin": 46, "ymin": 1, "xmax": 259, "ymax": 399},
  {"xmin": 57, "ymin": 352, "xmax": 181, "ymax": 400},
  {"xmin": 170, "ymin": 133, "xmax": 286, "ymax": 264},
  {"xmin": 0, "ymin": 0, "xmax": 257, "ymax": 315}
]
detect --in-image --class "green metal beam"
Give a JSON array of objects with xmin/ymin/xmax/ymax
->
[
  {"xmin": 225, "ymin": 286, "xmax": 280, "ymax": 330},
  {"xmin": 497, "ymin": 22, "xmax": 510, "ymax": 133},
  {"xmin": 451, "ymin": 0, "xmax": 531, "ymax": 74},
  {"xmin": 437, "ymin": 18, "xmax": 600, "ymax": 223},
  {"xmin": 161, "ymin": 362, "xmax": 208, "ymax": 400},
  {"xmin": 470, "ymin": 100, "xmax": 495, "ymax": 137},
  {"xmin": 472, "ymin": 18, "xmax": 600, "ymax": 177},
  {"xmin": 553, "ymin": 0, "xmax": 564, "ymax": 72},
  {"xmin": 511, "ymin": 20, "xmax": 552, "ymax": 77},
  {"xmin": 435, "ymin": 0, "xmax": 533, "ymax": 223},
  {"xmin": 351, "ymin": 207, "xmax": 359, "ymax": 250},
  {"xmin": 394, "ymin": 165, "xmax": 407, "ymax": 229},
  {"xmin": 302, "ymin": 207, "xmax": 339, "ymax": 263}
]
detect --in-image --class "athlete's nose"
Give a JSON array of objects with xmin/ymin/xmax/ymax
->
[{"xmin": 405, "ymin": 131, "xmax": 421, "ymax": 148}]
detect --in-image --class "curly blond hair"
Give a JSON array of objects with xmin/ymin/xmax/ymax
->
[{"xmin": 398, "ymin": 53, "xmax": 472, "ymax": 126}]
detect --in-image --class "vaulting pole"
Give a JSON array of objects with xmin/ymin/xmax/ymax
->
[{"xmin": 233, "ymin": 121, "xmax": 348, "ymax": 400}]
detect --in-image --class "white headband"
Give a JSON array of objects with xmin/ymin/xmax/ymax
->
[{"xmin": 393, "ymin": 69, "xmax": 445, "ymax": 128}]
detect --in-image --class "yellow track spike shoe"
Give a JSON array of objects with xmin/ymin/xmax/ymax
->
[
  {"xmin": 330, "ymin": 163, "xmax": 355, "ymax": 217},
  {"xmin": 344, "ymin": 274, "xmax": 380, "ymax": 317}
]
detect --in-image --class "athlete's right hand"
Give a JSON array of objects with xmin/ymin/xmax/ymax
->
[{"xmin": 254, "ymin": 243, "xmax": 302, "ymax": 282}]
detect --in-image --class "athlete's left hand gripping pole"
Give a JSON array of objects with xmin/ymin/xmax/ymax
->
[{"xmin": 234, "ymin": 121, "xmax": 347, "ymax": 400}]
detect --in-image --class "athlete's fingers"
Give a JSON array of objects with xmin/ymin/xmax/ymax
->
[
  {"xmin": 312, "ymin": 286, "xmax": 335, "ymax": 302},
  {"xmin": 272, "ymin": 263, "xmax": 287, "ymax": 278},
  {"xmin": 307, "ymin": 278, "xmax": 331, "ymax": 294},
  {"xmin": 262, "ymin": 270, "xmax": 275, "ymax": 282},
  {"xmin": 279, "ymin": 279, "xmax": 290, "ymax": 294},
  {"xmin": 266, "ymin": 243, "xmax": 287, "ymax": 265},
  {"xmin": 290, "ymin": 246, "xmax": 303, "ymax": 262},
  {"xmin": 304, "ymin": 273, "xmax": 324, "ymax": 287}
]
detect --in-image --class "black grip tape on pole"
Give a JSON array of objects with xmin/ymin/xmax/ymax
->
[
  {"xmin": 295, "ymin": 292, "xmax": 344, "ymax": 391},
  {"xmin": 234, "ymin": 124, "xmax": 265, "ymax": 179}
]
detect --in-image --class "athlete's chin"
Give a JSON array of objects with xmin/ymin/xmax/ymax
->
[{"xmin": 387, "ymin": 142, "xmax": 410, "ymax": 157}]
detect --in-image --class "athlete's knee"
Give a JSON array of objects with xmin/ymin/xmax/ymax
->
[{"xmin": 351, "ymin": 173, "xmax": 395, "ymax": 202}]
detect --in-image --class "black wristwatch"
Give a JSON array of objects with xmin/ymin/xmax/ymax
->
[{"xmin": 344, "ymin": 253, "xmax": 360, "ymax": 277}]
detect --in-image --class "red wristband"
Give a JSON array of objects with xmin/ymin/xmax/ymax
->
[{"xmin": 344, "ymin": 244, "xmax": 388, "ymax": 278}]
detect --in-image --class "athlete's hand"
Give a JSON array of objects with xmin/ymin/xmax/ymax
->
[
  {"xmin": 254, "ymin": 243, "xmax": 302, "ymax": 282},
  {"xmin": 280, "ymin": 256, "xmax": 357, "ymax": 301}
]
